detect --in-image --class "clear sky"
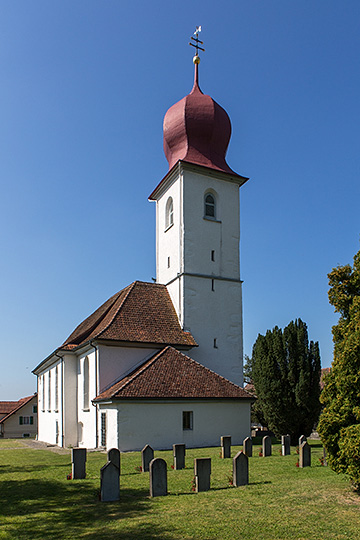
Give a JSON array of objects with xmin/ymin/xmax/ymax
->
[{"xmin": 1, "ymin": 1, "xmax": 359, "ymax": 400}]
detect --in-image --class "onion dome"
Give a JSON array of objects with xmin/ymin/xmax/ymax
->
[{"xmin": 163, "ymin": 59, "xmax": 236, "ymax": 174}]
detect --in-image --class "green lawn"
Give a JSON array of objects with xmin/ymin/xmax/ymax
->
[{"xmin": 0, "ymin": 440, "xmax": 359, "ymax": 540}]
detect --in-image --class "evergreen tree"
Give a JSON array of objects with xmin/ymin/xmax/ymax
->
[
  {"xmin": 318, "ymin": 249, "xmax": 360, "ymax": 490},
  {"xmin": 251, "ymin": 319, "xmax": 321, "ymax": 443}
]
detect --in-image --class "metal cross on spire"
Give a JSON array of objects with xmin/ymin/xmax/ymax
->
[{"xmin": 189, "ymin": 26, "xmax": 205, "ymax": 58}]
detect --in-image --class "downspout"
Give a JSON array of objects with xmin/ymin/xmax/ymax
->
[
  {"xmin": 55, "ymin": 352, "xmax": 64, "ymax": 448},
  {"xmin": 90, "ymin": 341, "xmax": 99, "ymax": 448}
]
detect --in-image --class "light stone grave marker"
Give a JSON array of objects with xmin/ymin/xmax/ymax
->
[
  {"xmin": 233, "ymin": 451, "xmax": 249, "ymax": 487},
  {"xmin": 281, "ymin": 434, "xmax": 291, "ymax": 456},
  {"xmin": 299, "ymin": 435, "xmax": 307, "ymax": 447},
  {"xmin": 173, "ymin": 443, "xmax": 186, "ymax": 470},
  {"xmin": 194, "ymin": 458, "xmax": 211, "ymax": 492},
  {"xmin": 71, "ymin": 448, "xmax": 87, "ymax": 479},
  {"xmin": 149, "ymin": 458, "xmax": 168, "ymax": 497},
  {"xmin": 299, "ymin": 441, "xmax": 311, "ymax": 468},
  {"xmin": 221, "ymin": 436, "xmax": 231, "ymax": 459},
  {"xmin": 100, "ymin": 461, "xmax": 120, "ymax": 502},
  {"xmin": 141, "ymin": 444, "xmax": 154, "ymax": 472},
  {"xmin": 243, "ymin": 436, "xmax": 253, "ymax": 457},
  {"xmin": 262, "ymin": 435, "xmax": 272, "ymax": 457}
]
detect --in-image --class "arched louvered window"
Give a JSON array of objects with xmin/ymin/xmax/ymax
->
[
  {"xmin": 204, "ymin": 193, "xmax": 216, "ymax": 219},
  {"xmin": 165, "ymin": 197, "xmax": 174, "ymax": 229}
]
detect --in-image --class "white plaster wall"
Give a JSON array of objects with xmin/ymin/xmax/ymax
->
[
  {"xmin": 77, "ymin": 350, "xmax": 97, "ymax": 448},
  {"xmin": 37, "ymin": 361, "xmax": 62, "ymax": 445},
  {"xmin": 63, "ymin": 354, "xmax": 78, "ymax": 447},
  {"xmin": 99, "ymin": 400, "xmax": 251, "ymax": 452},
  {"xmin": 98, "ymin": 346, "xmax": 157, "ymax": 393}
]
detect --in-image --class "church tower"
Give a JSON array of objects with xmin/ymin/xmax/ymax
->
[{"xmin": 149, "ymin": 48, "xmax": 248, "ymax": 387}]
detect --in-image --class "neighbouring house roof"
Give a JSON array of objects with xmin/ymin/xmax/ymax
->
[
  {"xmin": 0, "ymin": 395, "xmax": 36, "ymax": 424},
  {"xmin": 60, "ymin": 281, "xmax": 197, "ymax": 351},
  {"xmin": 94, "ymin": 346, "xmax": 254, "ymax": 401},
  {"xmin": 0, "ymin": 401, "xmax": 19, "ymax": 416}
]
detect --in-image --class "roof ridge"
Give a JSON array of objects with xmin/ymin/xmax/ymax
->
[
  {"xmin": 111, "ymin": 346, "xmax": 170, "ymax": 395},
  {"xmin": 95, "ymin": 281, "xmax": 138, "ymax": 340}
]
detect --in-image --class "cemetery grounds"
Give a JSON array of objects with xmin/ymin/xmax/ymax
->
[{"xmin": 0, "ymin": 438, "xmax": 359, "ymax": 540}]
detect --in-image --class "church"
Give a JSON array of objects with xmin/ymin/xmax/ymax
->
[{"xmin": 33, "ymin": 47, "xmax": 253, "ymax": 451}]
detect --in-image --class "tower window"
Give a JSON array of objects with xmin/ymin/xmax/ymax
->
[
  {"xmin": 214, "ymin": 338, "xmax": 218, "ymax": 349},
  {"xmin": 211, "ymin": 250, "xmax": 215, "ymax": 261},
  {"xmin": 211, "ymin": 279, "xmax": 215, "ymax": 291},
  {"xmin": 167, "ymin": 256, "xmax": 170, "ymax": 268},
  {"xmin": 204, "ymin": 193, "xmax": 216, "ymax": 218},
  {"xmin": 165, "ymin": 197, "xmax": 174, "ymax": 229}
]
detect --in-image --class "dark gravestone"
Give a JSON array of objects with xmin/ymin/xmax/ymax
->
[
  {"xmin": 71, "ymin": 448, "xmax": 87, "ymax": 479},
  {"xmin": 233, "ymin": 451, "xmax": 249, "ymax": 487},
  {"xmin": 243, "ymin": 437, "xmax": 253, "ymax": 457},
  {"xmin": 108, "ymin": 448, "xmax": 120, "ymax": 470},
  {"xmin": 141, "ymin": 444, "xmax": 154, "ymax": 472},
  {"xmin": 173, "ymin": 443, "xmax": 186, "ymax": 470},
  {"xmin": 262, "ymin": 436, "xmax": 272, "ymax": 457},
  {"xmin": 299, "ymin": 441, "xmax": 311, "ymax": 468},
  {"xmin": 194, "ymin": 458, "xmax": 211, "ymax": 492},
  {"xmin": 281, "ymin": 434, "xmax": 291, "ymax": 456},
  {"xmin": 299, "ymin": 435, "xmax": 307, "ymax": 447},
  {"xmin": 221, "ymin": 436, "xmax": 232, "ymax": 459},
  {"xmin": 149, "ymin": 458, "xmax": 168, "ymax": 497},
  {"xmin": 100, "ymin": 461, "xmax": 120, "ymax": 502}
]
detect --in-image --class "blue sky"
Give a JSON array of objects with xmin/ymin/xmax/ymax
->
[{"xmin": 1, "ymin": 1, "xmax": 359, "ymax": 399}]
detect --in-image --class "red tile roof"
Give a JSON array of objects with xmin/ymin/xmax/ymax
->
[
  {"xmin": 94, "ymin": 346, "xmax": 253, "ymax": 401},
  {"xmin": 0, "ymin": 401, "xmax": 19, "ymax": 415},
  {"xmin": 61, "ymin": 281, "xmax": 197, "ymax": 350},
  {"xmin": 0, "ymin": 395, "xmax": 36, "ymax": 424}
]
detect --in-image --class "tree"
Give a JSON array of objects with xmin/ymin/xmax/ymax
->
[
  {"xmin": 250, "ymin": 319, "xmax": 321, "ymax": 443},
  {"xmin": 317, "ymin": 248, "xmax": 360, "ymax": 490}
]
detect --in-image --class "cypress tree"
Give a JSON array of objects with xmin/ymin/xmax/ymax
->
[{"xmin": 251, "ymin": 319, "xmax": 321, "ymax": 443}]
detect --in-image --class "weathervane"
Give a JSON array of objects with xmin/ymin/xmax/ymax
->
[{"xmin": 189, "ymin": 26, "xmax": 205, "ymax": 63}]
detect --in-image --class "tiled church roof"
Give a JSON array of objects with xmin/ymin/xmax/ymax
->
[
  {"xmin": 94, "ymin": 346, "xmax": 253, "ymax": 401},
  {"xmin": 61, "ymin": 281, "xmax": 197, "ymax": 350}
]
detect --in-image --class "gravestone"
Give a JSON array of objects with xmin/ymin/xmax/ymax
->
[
  {"xmin": 299, "ymin": 441, "xmax": 311, "ymax": 468},
  {"xmin": 221, "ymin": 436, "xmax": 231, "ymax": 458},
  {"xmin": 233, "ymin": 451, "xmax": 249, "ymax": 487},
  {"xmin": 71, "ymin": 448, "xmax": 87, "ymax": 479},
  {"xmin": 299, "ymin": 435, "xmax": 307, "ymax": 447},
  {"xmin": 108, "ymin": 448, "xmax": 120, "ymax": 470},
  {"xmin": 149, "ymin": 458, "xmax": 168, "ymax": 497},
  {"xmin": 194, "ymin": 458, "xmax": 211, "ymax": 492},
  {"xmin": 173, "ymin": 443, "xmax": 186, "ymax": 470},
  {"xmin": 141, "ymin": 444, "xmax": 154, "ymax": 472},
  {"xmin": 243, "ymin": 437, "xmax": 253, "ymax": 457},
  {"xmin": 262, "ymin": 436, "xmax": 272, "ymax": 457},
  {"xmin": 281, "ymin": 434, "xmax": 291, "ymax": 456},
  {"xmin": 100, "ymin": 461, "xmax": 120, "ymax": 502}
]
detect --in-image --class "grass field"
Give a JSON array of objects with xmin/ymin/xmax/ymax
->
[{"xmin": 0, "ymin": 439, "xmax": 359, "ymax": 540}]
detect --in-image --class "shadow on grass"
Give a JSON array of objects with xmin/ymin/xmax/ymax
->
[{"xmin": 0, "ymin": 478, "xmax": 170, "ymax": 540}]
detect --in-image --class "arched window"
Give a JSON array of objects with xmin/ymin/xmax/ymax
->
[
  {"xmin": 165, "ymin": 197, "xmax": 174, "ymax": 229},
  {"xmin": 83, "ymin": 356, "xmax": 89, "ymax": 410},
  {"xmin": 48, "ymin": 370, "xmax": 51, "ymax": 411},
  {"xmin": 55, "ymin": 365, "xmax": 59, "ymax": 411},
  {"xmin": 204, "ymin": 193, "xmax": 216, "ymax": 219}
]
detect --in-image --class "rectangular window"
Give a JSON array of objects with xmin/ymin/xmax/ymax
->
[
  {"xmin": 33, "ymin": 405, "xmax": 37, "ymax": 413},
  {"xmin": 42, "ymin": 375, "xmax": 45, "ymax": 412},
  {"xmin": 101, "ymin": 412, "xmax": 107, "ymax": 447},
  {"xmin": 211, "ymin": 250, "xmax": 215, "ymax": 261},
  {"xmin": 55, "ymin": 366, "xmax": 59, "ymax": 411},
  {"xmin": 211, "ymin": 279, "xmax": 215, "ymax": 291},
  {"xmin": 182, "ymin": 411, "xmax": 193, "ymax": 431},
  {"xmin": 19, "ymin": 416, "xmax": 33, "ymax": 425},
  {"xmin": 167, "ymin": 256, "xmax": 170, "ymax": 268},
  {"xmin": 48, "ymin": 370, "xmax": 51, "ymax": 411}
]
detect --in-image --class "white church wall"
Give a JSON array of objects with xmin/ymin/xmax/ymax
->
[
  {"xmin": 99, "ymin": 400, "xmax": 251, "ymax": 452},
  {"xmin": 77, "ymin": 350, "xmax": 97, "ymax": 448},
  {"xmin": 98, "ymin": 345, "xmax": 158, "ymax": 393},
  {"xmin": 62, "ymin": 353, "xmax": 79, "ymax": 448},
  {"xmin": 37, "ymin": 360, "xmax": 63, "ymax": 445}
]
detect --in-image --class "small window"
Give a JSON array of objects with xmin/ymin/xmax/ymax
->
[
  {"xmin": 167, "ymin": 256, "xmax": 170, "ymax": 268},
  {"xmin": 101, "ymin": 412, "xmax": 107, "ymax": 446},
  {"xmin": 19, "ymin": 416, "xmax": 33, "ymax": 425},
  {"xmin": 205, "ymin": 193, "xmax": 216, "ymax": 218},
  {"xmin": 211, "ymin": 279, "xmax": 215, "ymax": 291},
  {"xmin": 165, "ymin": 197, "xmax": 174, "ymax": 229},
  {"xmin": 214, "ymin": 338, "xmax": 218, "ymax": 349},
  {"xmin": 183, "ymin": 411, "xmax": 193, "ymax": 431},
  {"xmin": 33, "ymin": 405, "xmax": 37, "ymax": 413},
  {"xmin": 211, "ymin": 250, "xmax": 215, "ymax": 261}
]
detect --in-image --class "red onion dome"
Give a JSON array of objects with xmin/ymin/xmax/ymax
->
[{"xmin": 163, "ymin": 61, "xmax": 235, "ymax": 174}]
